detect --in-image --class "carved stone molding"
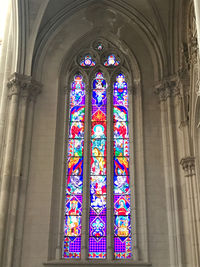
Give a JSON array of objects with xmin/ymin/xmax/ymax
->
[
  {"xmin": 154, "ymin": 75, "xmax": 180, "ymax": 101},
  {"xmin": 180, "ymin": 156, "xmax": 195, "ymax": 174},
  {"xmin": 188, "ymin": 32, "xmax": 199, "ymax": 65},
  {"xmin": 7, "ymin": 72, "xmax": 42, "ymax": 100}
]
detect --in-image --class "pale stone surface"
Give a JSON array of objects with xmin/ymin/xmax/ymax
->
[{"xmin": 0, "ymin": 1, "xmax": 199, "ymax": 267}]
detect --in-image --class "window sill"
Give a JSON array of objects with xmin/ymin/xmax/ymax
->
[{"xmin": 43, "ymin": 260, "xmax": 152, "ymax": 267}]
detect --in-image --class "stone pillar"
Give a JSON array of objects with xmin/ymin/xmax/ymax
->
[
  {"xmin": 155, "ymin": 76, "xmax": 183, "ymax": 267},
  {"xmin": 193, "ymin": 0, "xmax": 200, "ymax": 52},
  {"xmin": 180, "ymin": 157, "xmax": 200, "ymax": 266},
  {"xmin": 0, "ymin": 73, "xmax": 41, "ymax": 266}
]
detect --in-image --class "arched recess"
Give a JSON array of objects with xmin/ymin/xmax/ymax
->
[
  {"xmin": 45, "ymin": 34, "xmax": 149, "ymax": 264},
  {"xmin": 32, "ymin": 0, "xmax": 166, "ymax": 83}
]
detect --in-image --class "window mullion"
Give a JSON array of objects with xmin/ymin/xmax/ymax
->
[
  {"xmin": 81, "ymin": 87, "xmax": 91, "ymax": 260},
  {"xmin": 106, "ymin": 84, "xmax": 114, "ymax": 260}
]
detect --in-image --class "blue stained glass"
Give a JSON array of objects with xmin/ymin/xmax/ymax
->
[
  {"xmin": 92, "ymin": 90, "xmax": 107, "ymax": 106},
  {"xmin": 89, "ymin": 237, "xmax": 107, "ymax": 256},
  {"xmin": 90, "ymin": 216, "xmax": 107, "ymax": 236},
  {"xmin": 91, "ymin": 122, "xmax": 106, "ymax": 139},
  {"xmin": 71, "ymin": 74, "xmax": 85, "ymax": 90},
  {"xmin": 80, "ymin": 55, "xmax": 96, "ymax": 67},
  {"xmin": 65, "ymin": 195, "xmax": 82, "ymax": 215},
  {"xmin": 93, "ymin": 72, "xmax": 107, "ymax": 90},
  {"xmin": 114, "ymin": 74, "xmax": 127, "ymax": 90},
  {"xmin": 113, "ymin": 74, "xmax": 132, "ymax": 259},
  {"xmin": 70, "ymin": 90, "xmax": 85, "ymax": 106},
  {"xmin": 63, "ymin": 237, "xmax": 81, "ymax": 258}
]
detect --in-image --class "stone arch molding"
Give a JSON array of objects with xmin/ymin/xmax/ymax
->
[
  {"xmin": 45, "ymin": 36, "xmax": 149, "ymax": 266},
  {"xmin": 32, "ymin": 0, "xmax": 166, "ymax": 83}
]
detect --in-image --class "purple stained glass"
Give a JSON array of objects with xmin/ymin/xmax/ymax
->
[
  {"xmin": 92, "ymin": 90, "xmax": 107, "ymax": 106},
  {"xmin": 114, "ymin": 176, "xmax": 130, "ymax": 195},
  {"xmin": 66, "ymin": 176, "xmax": 83, "ymax": 195},
  {"xmin": 63, "ymin": 237, "xmax": 81, "ymax": 258},
  {"xmin": 113, "ymin": 74, "xmax": 132, "ymax": 259},
  {"xmin": 70, "ymin": 90, "xmax": 85, "ymax": 106},
  {"xmin": 114, "ymin": 216, "xmax": 131, "ymax": 237},
  {"xmin": 113, "ymin": 89, "xmax": 128, "ymax": 106},
  {"xmin": 64, "ymin": 216, "xmax": 81, "ymax": 236},
  {"xmin": 114, "ymin": 195, "xmax": 131, "ymax": 215},
  {"xmin": 89, "ymin": 216, "xmax": 107, "ymax": 236},
  {"xmin": 90, "ymin": 176, "xmax": 106, "ymax": 195},
  {"xmin": 71, "ymin": 74, "xmax": 85, "ymax": 90},
  {"xmin": 114, "ymin": 237, "xmax": 132, "ymax": 258},
  {"xmin": 89, "ymin": 237, "xmax": 107, "ymax": 253},
  {"xmin": 65, "ymin": 195, "xmax": 82, "ymax": 215}
]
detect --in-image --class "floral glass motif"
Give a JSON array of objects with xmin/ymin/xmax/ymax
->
[
  {"xmin": 80, "ymin": 55, "xmax": 96, "ymax": 67},
  {"xmin": 113, "ymin": 74, "xmax": 132, "ymax": 259},
  {"xmin": 63, "ymin": 74, "xmax": 85, "ymax": 259},
  {"xmin": 104, "ymin": 54, "xmax": 120, "ymax": 66},
  {"xmin": 89, "ymin": 72, "xmax": 107, "ymax": 259}
]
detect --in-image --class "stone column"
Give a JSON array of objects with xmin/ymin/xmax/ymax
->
[
  {"xmin": 0, "ymin": 73, "xmax": 41, "ymax": 266},
  {"xmin": 193, "ymin": 0, "xmax": 200, "ymax": 52},
  {"xmin": 180, "ymin": 157, "xmax": 200, "ymax": 266},
  {"xmin": 6, "ymin": 79, "xmax": 41, "ymax": 267},
  {"xmin": 155, "ymin": 76, "xmax": 183, "ymax": 267}
]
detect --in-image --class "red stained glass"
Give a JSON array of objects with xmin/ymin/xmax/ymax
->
[{"xmin": 91, "ymin": 121, "xmax": 106, "ymax": 139}]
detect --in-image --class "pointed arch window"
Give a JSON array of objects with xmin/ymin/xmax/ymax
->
[{"xmin": 63, "ymin": 46, "xmax": 134, "ymax": 260}]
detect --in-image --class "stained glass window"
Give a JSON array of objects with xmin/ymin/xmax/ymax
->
[
  {"xmin": 89, "ymin": 72, "xmax": 107, "ymax": 259},
  {"xmin": 80, "ymin": 55, "xmax": 96, "ymax": 67},
  {"xmin": 104, "ymin": 54, "xmax": 120, "ymax": 66},
  {"xmin": 63, "ymin": 74, "xmax": 85, "ymax": 259},
  {"xmin": 113, "ymin": 74, "xmax": 132, "ymax": 259},
  {"xmin": 64, "ymin": 51, "xmax": 134, "ymax": 261}
]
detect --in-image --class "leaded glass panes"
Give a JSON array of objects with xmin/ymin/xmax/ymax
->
[
  {"xmin": 113, "ymin": 74, "xmax": 132, "ymax": 259},
  {"xmin": 64, "ymin": 54, "xmax": 134, "ymax": 260},
  {"xmin": 89, "ymin": 72, "xmax": 107, "ymax": 259},
  {"xmin": 63, "ymin": 74, "xmax": 85, "ymax": 259}
]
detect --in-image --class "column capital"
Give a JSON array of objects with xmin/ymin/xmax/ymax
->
[
  {"xmin": 7, "ymin": 73, "xmax": 42, "ymax": 100},
  {"xmin": 154, "ymin": 75, "xmax": 180, "ymax": 101},
  {"xmin": 180, "ymin": 156, "xmax": 195, "ymax": 172}
]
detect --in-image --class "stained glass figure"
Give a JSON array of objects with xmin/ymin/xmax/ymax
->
[
  {"xmin": 89, "ymin": 72, "xmax": 107, "ymax": 258},
  {"xmin": 104, "ymin": 54, "xmax": 120, "ymax": 66},
  {"xmin": 80, "ymin": 55, "xmax": 96, "ymax": 67},
  {"xmin": 63, "ymin": 75, "xmax": 85, "ymax": 258},
  {"xmin": 113, "ymin": 74, "xmax": 132, "ymax": 259}
]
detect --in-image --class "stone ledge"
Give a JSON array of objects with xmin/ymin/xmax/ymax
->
[{"xmin": 43, "ymin": 260, "xmax": 152, "ymax": 267}]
